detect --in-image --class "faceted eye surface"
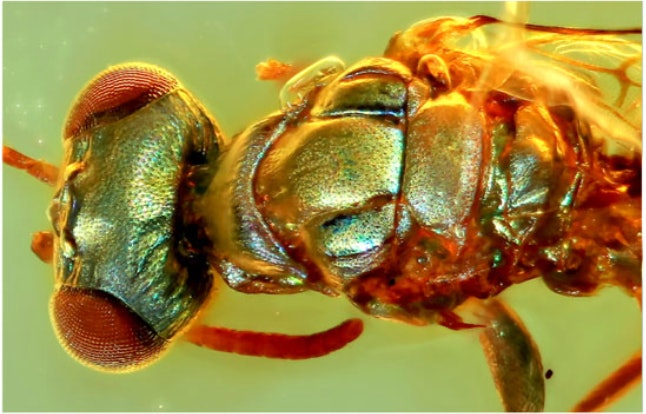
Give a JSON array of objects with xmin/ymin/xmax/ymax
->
[
  {"xmin": 50, "ymin": 286, "xmax": 167, "ymax": 372},
  {"xmin": 64, "ymin": 63, "xmax": 179, "ymax": 138}
]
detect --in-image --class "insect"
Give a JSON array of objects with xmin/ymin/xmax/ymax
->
[{"xmin": 3, "ymin": 1, "xmax": 644, "ymax": 412}]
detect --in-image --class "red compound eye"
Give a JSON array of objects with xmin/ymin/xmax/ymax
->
[
  {"xmin": 50, "ymin": 286, "xmax": 168, "ymax": 372},
  {"xmin": 64, "ymin": 63, "xmax": 179, "ymax": 139}
]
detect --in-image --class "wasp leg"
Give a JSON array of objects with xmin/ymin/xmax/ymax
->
[
  {"xmin": 475, "ymin": 299, "xmax": 545, "ymax": 412},
  {"xmin": 255, "ymin": 58, "xmax": 299, "ymax": 82},
  {"xmin": 31, "ymin": 231, "xmax": 54, "ymax": 264},
  {"xmin": 3, "ymin": 145, "xmax": 59, "ymax": 186},
  {"xmin": 4, "ymin": 146, "xmax": 57, "ymax": 264},
  {"xmin": 571, "ymin": 351, "xmax": 642, "ymax": 412},
  {"xmin": 185, "ymin": 318, "xmax": 363, "ymax": 359},
  {"xmin": 438, "ymin": 309, "xmax": 484, "ymax": 330}
]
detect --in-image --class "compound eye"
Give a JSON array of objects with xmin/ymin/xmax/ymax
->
[
  {"xmin": 50, "ymin": 286, "xmax": 168, "ymax": 372},
  {"xmin": 64, "ymin": 63, "xmax": 179, "ymax": 139}
]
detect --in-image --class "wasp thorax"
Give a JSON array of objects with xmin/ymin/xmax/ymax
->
[{"xmin": 50, "ymin": 286, "xmax": 168, "ymax": 372}]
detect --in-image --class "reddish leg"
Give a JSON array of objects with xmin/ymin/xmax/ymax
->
[
  {"xmin": 567, "ymin": 285, "xmax": 643, "ymax": 410},
  {"xmin": 185, "ymin": 318, "xmax": 363, "ymax": 359},
  {"xmin": 571, "ymin": 352, "xmax": 642, "ymax": 412},
  {"xmin": 4, "ymin": 146, "xmax": 57, "ymax": 263},
  {"xmin": 438, "ymin": 309, "xmax": 484, "ymax": 330},
  {"xmin": 256, "ymin": 59, "xmax": 300, "ymax": 82},
  {"xmin": 3, "ymin": 145, "xmax": 59, "ymax": 186},
  {"xmin": 31, "ymin": 231, "xmax": 54, "ymax": 264}
]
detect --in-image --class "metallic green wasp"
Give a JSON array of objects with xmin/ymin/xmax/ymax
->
[{"xmin": 4, "ymin": 2, "xmax": 641, "ymax": 411}]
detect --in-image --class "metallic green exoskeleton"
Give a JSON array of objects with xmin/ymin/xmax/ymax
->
[
  {"xmin": 202, "ymin": 41, "xmax": 641, "ymax": 327},
  {"xmin": 48, "ymin": 65, "xmax": 223, "ymax": 371},
  {"xmin": 4, "ymin": 13, "xmax": 641, "ymax": 411},
  {"xmin": 198, "ymin": 16, "xmax": 641, "ymax": 410}
]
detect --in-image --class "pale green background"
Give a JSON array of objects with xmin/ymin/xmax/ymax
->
[{"xmin": 3, "ymin": 1, "xmax": 642, "ymax": 411}]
